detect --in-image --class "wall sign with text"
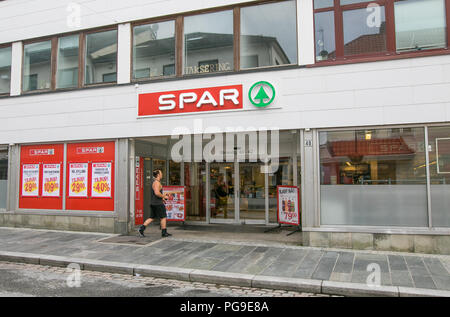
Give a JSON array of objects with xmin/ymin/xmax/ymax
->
[{"xmin": 277, "ymin": 186, "xmax": 300, "ymax": 226}]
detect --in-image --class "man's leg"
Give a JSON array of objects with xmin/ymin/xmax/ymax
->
[
  {"xmin": 138, "ymin": 218, "xmax": 154, "ymax": 237},
  {"xmin": 160, "ymin": 218, "xmax": 172, "ymax": 237}
]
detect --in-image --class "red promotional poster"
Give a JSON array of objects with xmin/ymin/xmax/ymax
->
[
  {"xmin": 277, "ymin": 186, "xmax": 300, "ymax": 226},
  {"xmin": 138, "ymin": 85, "xmax": 243, "ymax": 116},
  {"xmin": 163, "ymin": 186, "xmax": 186, "ymax": 222},
  {"xmin": 135, "ymin": 157, "xmax": 144, "ymax": 225}
]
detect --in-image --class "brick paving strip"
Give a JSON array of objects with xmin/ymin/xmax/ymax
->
[{"xmin": 0, "ymin": 227, "xmax": 449, "ymax": 297}]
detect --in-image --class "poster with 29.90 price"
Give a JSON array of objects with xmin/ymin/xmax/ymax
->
[
  {"xmin": 69, "ymin": 163, "xmax": 88, "ymax": 197},
  {"xmin": 22, "ymin": 164, "xmax": 40, "ymax": 197}
]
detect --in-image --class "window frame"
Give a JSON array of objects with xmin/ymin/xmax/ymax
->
[
  {"xmin": 313, "ymin": 0, "xmax": 450, "ymax": 65},
  {"xmin": 82, "ymin": 26, "xmax": 119, "ymax": 87},
  {"xmin": 0, "ymin": 43, "xmax": 12, "ymax": 96},
  {"xmin": 21, "ymin": 37, "xmax": 55, "ymax": 94}
]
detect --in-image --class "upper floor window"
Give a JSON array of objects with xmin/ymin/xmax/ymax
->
[
  {"xmin": 184, "ymin": 10, "xmax": 234, "ymax": 75},
  {"xmin": 241, "ymin": 0, "xmax": 298, "ymax": 69},
  {"xmin": 23, "ymin": 40, "xmax": 52, "ymax": 92},
  {"xmin": 85, "ymin": 29, "xmax": 117, "ymax": 85},
  {"xmin": 132, "ymin": 20, "xmax": 176, "ymax": 80},
  {"xmin": 0, "ymin": 46, "xmax": 11, "ymax": 95},
  {"xmin": 314, "ymin": 0, "xmax": 449, "ymax": 62},
  {"xmin": 56, "ymin": 34, "xmax": 79, "ymax": 89}
]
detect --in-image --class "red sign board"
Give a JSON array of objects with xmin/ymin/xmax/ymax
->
[
  {"xmin": 135, "ymin": 157, "xmax": 144, "ymax": 225},
  {"xmin": 138, "ymin": 85, "xmax": 243, "ymax": 116}
]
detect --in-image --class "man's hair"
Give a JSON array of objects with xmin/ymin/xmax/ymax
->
[{"xmin": 153, "ymin": 169, "xmax": 162, "ymax": 178}]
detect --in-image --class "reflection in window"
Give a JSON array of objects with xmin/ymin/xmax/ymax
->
[
  {"xmin": 241, "ymin": 0, "xmax": 297, "ymax": 69},
  {"xmin": 428, "ymin": 126, "xmax": 450, "ymax": 227},
  {"xmin": 395, "ymin": 0, "xmax": 447, "ymax": 52},
  {"xmin": 314, "ymin": 0, "xmax": 334, "ymax": 9},
  {"xmin": 184, "ymin": 10, "xmax": 234, "ymax": 75},
  {"xmin": 133, "ymin": 21, "xmax": 175, "ymax": 79},
  {"xmin": 0, "ymin": 149, "xmax": 7, "ymax": 210},
  {"xmin": 23, "ymin": 40, "xmax": 52, "ymax": 91},
  {"xmin": 315, "ymin": 11, "xmax": 336, "ymax": 61},
  {"xmin": 319, "ymin": 128, "xmax": 428, "ymax": 227},
  {"xmin": 343, "ymin": 7, "xmax": 386, "ymax": 56},
  {"xmin": 0, "ymin": 46, "xmax": 11, "ymax": 94},
  {"xmin": 85, "ymin": 29, "xmax": 117, "ymax": 84},
  {"xmin": 56, "ymin": 35, "xmax": 79, "ymax": 89}
]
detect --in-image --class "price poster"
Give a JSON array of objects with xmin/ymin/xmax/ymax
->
[
  {"xmin": 91, "ymin": 162, "xmax": 112, "ymax": 198},
  {"xmin": 277, "ymin": 186, "xmax": 300, "ymax": 226},
  {"xmin": 42, "ymin": 164, "xmax": 61, "ymax": 197},
  {"xmin": 69, "ymin": 163, "xmax": 88, "ymax": 197},
  {"xmin": 163, "ymin": 186, "xmax": 186, "ymax": 222},
  {"xmin": 22, "ymin": 164, "xmax": 40, "ymax": 197}
]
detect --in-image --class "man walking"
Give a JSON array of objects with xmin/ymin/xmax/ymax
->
[{"xmin": 138, "ymin": 169, "xmax": 172, "ymax": 238}]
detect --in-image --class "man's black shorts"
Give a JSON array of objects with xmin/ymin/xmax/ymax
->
[{"xmin": 150, "ymin": 204, "xmax": 167, "ymax": 219}]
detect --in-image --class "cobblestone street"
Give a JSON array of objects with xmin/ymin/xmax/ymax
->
[{"xmin": 0, "ymin": 261, "xmax": 332, "ymax": 297}]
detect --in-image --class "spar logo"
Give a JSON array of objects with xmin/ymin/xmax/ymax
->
[
  {"xmin": 138, "ymin": 85, "xmax": 243, "ymax": 116},
  {"xmin": 248, "ymin": 81, "xmax": 275, "ymax": 108}
]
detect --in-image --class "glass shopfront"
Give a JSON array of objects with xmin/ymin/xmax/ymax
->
[
  {"xmin": 0, "ymin": 147, "xmax": 7, "ymax": 210},
  {"xmin": 135, "ymin": 130, "xmax": 301, "ymax": 225}
]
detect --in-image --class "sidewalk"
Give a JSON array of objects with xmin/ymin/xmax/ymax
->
[{"xmin": 0, "ymin": 226, "xmax": 449, "ymax": 297}]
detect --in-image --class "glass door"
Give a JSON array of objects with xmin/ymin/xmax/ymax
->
[
  {"xmin": 210, "ymin": 162, "xmax": 236, "ymax": 222},
  {"xmin": 239, "ymin": 161, "xmax": 266, "ymax": 224}
]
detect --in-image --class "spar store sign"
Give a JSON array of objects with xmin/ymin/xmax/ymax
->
[{"xmin": 138, "ymin": 85, "xmax": 243, "ymax": 117}]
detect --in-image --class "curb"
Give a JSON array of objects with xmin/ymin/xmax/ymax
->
[{"xmin": 1, "ymin": 251, "xmax": 449, "ymax": 297}]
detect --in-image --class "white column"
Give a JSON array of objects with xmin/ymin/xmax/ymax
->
[
  {"xmin": 10, "ymin": 41, "xmax": 23, "ymax": 96},
  {"xmin": 297, "ymin": 0, "xmax": 315, "ymax": 66},
  {"xmin": 117, "ymin": 23, "xmax": 131, "ymax": 85}
]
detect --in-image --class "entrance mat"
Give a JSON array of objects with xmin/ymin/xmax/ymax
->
[{"xmin": 97, "ymin": 234, "xmax": 161, "ymax": 246}]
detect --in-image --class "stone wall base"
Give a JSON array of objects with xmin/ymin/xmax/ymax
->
[
  {"xmin": 302, "ymin": 231, "xmax": 450, "ymax": 255},
  {"xmin": 0, "ymin": 213, "xmax": 117, "ymax": 234}
]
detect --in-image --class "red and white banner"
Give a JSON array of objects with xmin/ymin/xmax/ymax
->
[
  {"xmin": 138, "ymin": 85, "xmax": 243, "ymax": 116},
  {"xmin": 91, "ymin": 162, "xmax": 112, "ymax": 198},
  {"xmin": 22, "ymin": 164, "xmax": 40, "ymax": 197},
  {"xmin": 163, "ymin": 186, "xmax": 186, "ymax": 222},
  {"xmin": 277, "ymin": 186, "xmax": 300, "ymax": 226},
  {"xmin": 29, "ymin": 149, "xmax": 55, "ymax": 156},
  {"xmin": 135, "ymin": 157, "xmax": 144, "ymax": 225},
  {"xmin": 69, "ymin": 163, "xmax": 88, "ymax": 197},
  {"xmin": 42, "ymin": 164, "xmax": 61, "ymax": 197}
]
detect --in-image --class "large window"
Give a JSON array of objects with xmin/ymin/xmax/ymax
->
[
  {"xmin": 241, "ymin": 0, "xmax": 297, "ymax": 68},
  {"xmin": 319, "ymin": 127, "xmax": 428, "ymax": 227},
  {"xmin": 23, "ymin": 40, "xmax": 52, "ymax": 92},
  {"xmin": 184, "ymin": 10, "xmax": 234, "ymax": 75},
  {"xmin": 133, "ymin": 20, "xmax": 176, "ymax": 79},
  {"xmin": 0, "ymin": 148, "xmax": 8, "ymax": 210},
  {"xmin": 314, "ymin": 0, "xmax": 450, "ymax": 62},
  {"xmin": 56, "ymin": 35, "xmax": 79, "ymax": 89},
  {"xmin": 85, "ymin": 29, "xmax": 117, "ymax": 85},
  {"xmin": 0, "ymin": 46, "xmax": 11, "ymax": 95},
  {"xmin": 428, "ymin": 126, "xmax": 450, "ymax": 227}
]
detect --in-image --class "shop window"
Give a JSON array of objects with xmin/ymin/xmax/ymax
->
[
  {"xmin": 85, "ymin": 29, "xmax": 117, "ymax": 85},
  {"xmin": 163, "ymin": 64, "xmax": 175, "ymax": 76},
  {"xmin": 23, "ymin": 40, "xmax": 52, "ymax": 91},
  {"xmin": 240, "ymin": 0, "xmax": 297, "ymax": 69},
  {"xmin": 0, "ymin": 46, "xmax": 11, "ymax": 94},
  {"xmin": 0, "ymin": 148, "xmax": 7, "ymax": 210},
  {"xmin": 184, "ymin": 10, "xmax": 234, "ymax": 75},
  {"xmin": 319, "ymin": 128, "xmax": 428, "ymax": 227},
  {"xmin": 56, "ymin": 35, "xmax": 79, "ymax": 89},
  {"xmin": 394, "ymin": 0, "xmax": 447, "ymax": 52},
  {"xmin": 132, "ymin": 20, "xmax": 175, "ymax": 80},
  {"xmin": 314, "ymin": 0, "xmax": 334, "ymax": 9},
  {"xmin": 428, "ymin": 126, "xmax": 450, "ymax": 227}
]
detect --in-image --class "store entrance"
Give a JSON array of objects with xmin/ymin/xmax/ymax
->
[{"xmin": 135, "ymin": 130, "xmax": 301, "ymax": 226}]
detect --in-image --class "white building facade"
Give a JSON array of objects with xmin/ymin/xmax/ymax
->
[{"xmin": 1, "ymin": 0, "xmax": 450, "ymax": 254}]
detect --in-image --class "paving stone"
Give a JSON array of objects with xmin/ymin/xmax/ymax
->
[
  {"xmin": 390, "ymin": 270, "xmax": 414, "ymax": 288},
  {"xmin": 353, "ymin": 258, "xmax": 390, "ymax": 274},
  {"xmin": 388, "ymin": 255, "xmax": 408, "ymax": 271},
  {"xmin": 423, "ymin": 257, "xmax": 449, "ymax": 277},
  {"xmin": 333, "ymin": 252, "xmax": 355, "ymax": 274},
  {"xmin": 312, "ymin": 251, "xmax": 339, "ymax": 280},
  {"xmin": 291, "ymin": 250, "xmax": 323, "ymax": 279},
  {"xmin": 411, "ymin": 275, "xmax": 437, "ymax": 289},
  {"xmin": 329, "ymin": 272, "xmax": 352, "ymax": 282},
  {"xmin": 430, "ymin": 275, "xmax": 450, "ymax": 291}
]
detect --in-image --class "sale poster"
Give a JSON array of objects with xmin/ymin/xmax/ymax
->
[
  {"xmin": 277, "ymin": 186, "xmax": 300, "ymax": 226},
  {"xmin": 22, "ymin": 164, "xmax": 40, "ymax": 197},
  {"xmin": 163, "ymin": 186, "xmax": 185, "ymax": 222},
  {"xmin": 42, "ymin": 164, "xmax": 61, "ymax": 197},
  {"xmin": 91, "ymin": 162, "xmax": 112, "ymax": 198},
  {"xmin": 135, "ymin": 157, "xmax": 144, "ymax": 225},
  {"xmin": 69, "ymin": 163, "xmax": 88, "ymax": 197}
]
